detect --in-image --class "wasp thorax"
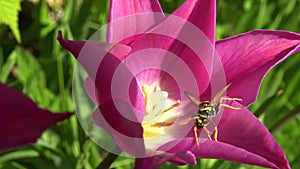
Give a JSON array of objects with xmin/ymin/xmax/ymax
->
[{"xmin": 199, "ymin": 102, "xmax": 219, "ymax": 116}]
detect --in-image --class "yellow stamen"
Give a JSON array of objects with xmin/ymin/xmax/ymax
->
[
  {"xmin": 141, "ymin": 85, "xmax": 181, "ymax": 139},
  {"xmin": 142, "ymin": 85, "xmax": 151, "ymax": 112},
  {"xmin": 151, "ymin": 121, "xmax": 174, "ymax": 127},
  {"xmin": 157, "ymin": 100, "xmax": 181, "ymax": 116}
]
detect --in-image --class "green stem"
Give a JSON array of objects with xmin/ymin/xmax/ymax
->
[
  {"xmin": 96, "ymin": 152, "xmax": 119, "ymax": 169},
  {"xmin": 57, "ymin": 54, "xmax": 67, "ymax": 110},
  {"xmin": 269, "ymin": 104, "xmax": 300, "ymax": 134}
]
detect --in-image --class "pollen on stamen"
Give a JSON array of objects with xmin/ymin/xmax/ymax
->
[
  {"xmin": 156, "ymin": 100, "xmax": 181, "ymax": 116},
  {"xmin": 151, "ymin": 121, "xmax": 174, "ymax": 127}
]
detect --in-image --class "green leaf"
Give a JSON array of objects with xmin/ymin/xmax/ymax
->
[
  {"xmin": 0, "ymin": 49, "xmax": 17, "ymax": 83},
  {"xmin": 0, "ymin": 0, "xmax": 22, "ymax": 43},
  {"xmin": 15, "ymin": 47, "xmax": 55, "ymax": 108}
]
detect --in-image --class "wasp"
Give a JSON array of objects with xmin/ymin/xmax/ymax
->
[{"xmin": 184, "ymin": 84, "xmax": 244, "ymax": 148}]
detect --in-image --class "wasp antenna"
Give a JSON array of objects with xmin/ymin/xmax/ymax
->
[
  {"xmin": 220, "ymin": 97, "xmax": 243, "ymax": 103},
  {"xmin": 220, "ymin": 103, "xmax": 245, "ymax": 110},
  {"xmin": 184, "ymin": 91, "xmax": 201, "ymax": 105},
  {"xmin": 213, "ymin": 83, "xmax": 232, "ymax": 102},
  {"xmin": 184, "ymin": 91, "xmax": 191, "ymax": 96}
]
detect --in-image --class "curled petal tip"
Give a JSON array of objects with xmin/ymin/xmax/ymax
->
[{"xmin": 57, "ymin": 30, "xmax": 62, "ymax": 40}]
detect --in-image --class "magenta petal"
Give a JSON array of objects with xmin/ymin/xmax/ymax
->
[
  {"xmin": 165, "ymin": 138, "xmax": 277, "ymax": 169},
  {"xmin": 92, "ymin": 100, "xmax": 145, "ymax": 156},
  {"xmin": 108, "ymin": 0, "xmax": 164, "ymax": 43},
  {"xmin": 57, "ymin": 31, "xmax": 146, "ymax": 112},
  {"xmin": 0, "ymin": 83, "xmax": 73, "ymax": 151},
  {"xmin": 173, "ymin": 0, "xmax": 216, "ymax": 44},
  {"xmin": 94, "ymin": 51, "xmax": 146, "ymax": 118},
  {"xmin": 57, "ymin": 31, "xmax": 131, "ymax": 60},
  {"xmin": 216, "ymin": 30, "xmax": 300, "ymax": 106},
  {"xmin": 197, "ymin": 141, "xmax": 277, "ymax": 169},
  {"xmin": 127, "ymin": 34, "xmax": 212, "ymax": 94},
  {"xmin": 109, "ymin": 0, "xmax": 163, "ymax": 22},
  {"xmin": 57, "ymin": 31, "xmax": 131, "ymax": 81},
  {"xmin": 157, "ymin": 101, "xmax": 289, "ymax": 169},
  {"xmin": 96, "ymin": 100, "xmax": 143, "ymax": 138},
  {"xmin": 123, "ymin": 1, "xmax": 218, "ymax": 94},
  {"xmin": 217, "ymin": 101, "xmax": 290, "ymax": 169},
  {"xmin": 169, "ymin": 151, "xmax": 196, "ymax": 166}
]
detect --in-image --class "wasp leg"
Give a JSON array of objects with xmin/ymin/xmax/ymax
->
[
  {"xmin": 211, "ymin": 121, "xmax": 218, "ymax": 141},
  {"xmin": 220, "ymin": 103, "xmax": 245, "ymax": 110},
  {"xmin": 220, "ymin": 97, "xmax": 243, "ymax": 102},
  {"xmin": 203, "ymin": 126, "xmax": 212, "ymax": 140},
  {"xmin": 194, "ymin": 123, "xmax": 200, "ymax": 148},
  {"xmin": 179, "ymin": 117, "xmax": 194, "ymax": 125}
]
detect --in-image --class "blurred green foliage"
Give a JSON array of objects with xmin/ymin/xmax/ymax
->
[{"xmin": 0, "ymin": 0, "xmax": 300, "ymax": 169}]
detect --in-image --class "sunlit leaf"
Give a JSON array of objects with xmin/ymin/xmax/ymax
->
[
  {"xmin": 0, "ymin": 50, "xmax": 17, "ymax": 83},
  {"xmin": 0, "ymin": 0, "xmax": 22, "ymax": 43}
]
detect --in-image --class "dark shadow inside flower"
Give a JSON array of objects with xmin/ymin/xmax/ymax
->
[{"xmin": 92, "ymin": 99, "xmax": 146, "ymax": 156}]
